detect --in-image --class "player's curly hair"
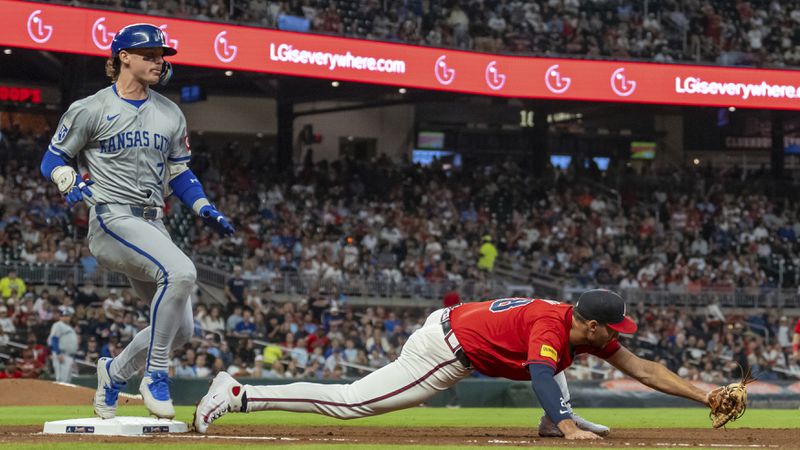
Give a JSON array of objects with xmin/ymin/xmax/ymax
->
[{"xmin": 105, "ymin": 56, "xmax": 121, "ymax": 82}]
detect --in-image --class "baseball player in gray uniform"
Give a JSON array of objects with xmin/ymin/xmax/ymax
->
[
  {"xmin": 48, "ymin": 306, "xmax": 78, "ymax": 383},
  {"xmin": 39, "ymin": 23, "xmax": 234, "ymax": 419}
]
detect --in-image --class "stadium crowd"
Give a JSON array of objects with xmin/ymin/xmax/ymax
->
[
  {"xmin": 49, "ymin": 0, "xmax": 800, "ymax": 68},
  {"xmin": 1, "ymin": 276, "xmax": 799, "ymax": 383},
  {"xmin": 1, "ymin": 125, "xmax": 800, "ymax": 385},
  {"xmin": 2, "ymin": 124, "xmax": 800, "ymax": 297}
]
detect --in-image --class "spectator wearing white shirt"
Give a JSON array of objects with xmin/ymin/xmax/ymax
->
[
  {"xmin": 342, "ymin": 237, "xmax": 360, "ymax": 272},
  {"xmin": 202, "ymin": 305, "xmax": 226, "ymax": 334},
  {"xmin": 619, "ymin": 272, "xmax": 640, "ymax": 290},
  {"xmin": 53, "ymin": 242, "xmax": 69, "ymax": 263},
  {"xmin": 102, "ymin": 288, "xmax": 125, "ymax": 320},
  {"xmin": 196, "ymin": 353, "xmax": 212, "ymax": 378},
  {"xmin": 0, "ymin": 307, "xmax": 15, "ymax": 334}
]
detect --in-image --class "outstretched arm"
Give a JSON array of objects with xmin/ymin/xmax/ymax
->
[{"xmin": 605, "ymin": 346, "xmax": 708, "ymax": 405}]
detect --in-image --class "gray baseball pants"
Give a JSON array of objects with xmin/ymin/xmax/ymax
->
[{"xmin": 88, "ymin": 204, "xmax": 195, "ymax": 380}]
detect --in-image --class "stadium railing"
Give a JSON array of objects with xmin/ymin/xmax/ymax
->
[
  {"xmin": 563, "ymin": 286, "xmax": 800, "ymax": 309},
  {"xmin": 0, "ymin": 263, "xmax": 506, "ymax": 302},
  {"xmin": 3, "ymin": 263, "xmax": 798, "ymax": 307}
]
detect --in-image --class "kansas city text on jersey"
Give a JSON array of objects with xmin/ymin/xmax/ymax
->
[{"xmin": 99, "ymin": 131, "xmax": 170, "ymax": 154}]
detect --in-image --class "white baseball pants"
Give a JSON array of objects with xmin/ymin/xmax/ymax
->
[
  {"xmin": 243, "ymin": 308, "xmax": 473, "ymax": 418},
  {"xmin": 52, "ymin": 354, "xmax": 74, "ymax": 383}
]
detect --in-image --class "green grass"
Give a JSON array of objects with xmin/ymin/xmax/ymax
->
[
  {"xmin": 0, "ymin": 405, "xmax": 797, "ymax": 429},
  {"xmin": 1, "ymin": 406, "xmax": 796, "ymax": 450}
]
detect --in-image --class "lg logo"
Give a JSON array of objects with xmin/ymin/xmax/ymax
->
[
  {"xmin": 610, "ymin": 68, "xmax": 636, "ymax": 97},
  {"xmin": 544, "ymin": 64, "xmax": 571, "ymax": 94},
  {"xmin": 214, "ymin": 31, "xmax": 238, "ymax": 63},
  {"xmin": 434, "ymin": 55, "xmax": 455, "ymax": 85},
  {"xmin": 158, "ymin": 25, "xmax": 179, "ymax": 50},
  {"xmin": 485, "ymin": 61, "xmax": 506, "ymax": 91},
  {"xmin": 27, "ymin": 10, "xmax": 53, "ymax": 44},
  {"xmin": 91, "ymin": 17, "xmax": 115, "ymax": 50}
]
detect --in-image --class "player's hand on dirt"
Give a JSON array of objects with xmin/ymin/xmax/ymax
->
[
  {"xmin": 558, "ymin": 419, "xmax": 602, "ymax": 440},
  {"xmin": 564, "ymin": 429, "xmax": 602, "ymax": 440},
  {"xmin": 199, "ymin": 205, "xmax": 235, "ymax": 236}
]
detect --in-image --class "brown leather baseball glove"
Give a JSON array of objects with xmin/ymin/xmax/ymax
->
[{"xmin": 707, "ymin": 368, "xmax": 755, "ymax": 428}]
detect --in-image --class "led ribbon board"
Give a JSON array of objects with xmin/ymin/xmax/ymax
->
[{"xmin": 3, "ymin": 0, "xmax": 800, "ymax": 110}]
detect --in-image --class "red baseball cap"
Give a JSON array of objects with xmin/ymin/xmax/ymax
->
[{"xmin": 574, "ymin": 289, "xmax": 637, "ymax": 334}]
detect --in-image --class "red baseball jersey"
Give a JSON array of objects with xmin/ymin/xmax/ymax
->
[
  {"xmin": 450, "ymin": 298, "xmax": 621, "ymax": 380},
  {"xmin": 795, "ymin": 318, "xmax": 800, "ymax": 334}
]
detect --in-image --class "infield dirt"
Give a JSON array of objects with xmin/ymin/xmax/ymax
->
[{"xmin": 0, "ymin": 380, "xmax": 793, "ymax": 448}]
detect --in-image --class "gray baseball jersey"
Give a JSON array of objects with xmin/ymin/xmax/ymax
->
[
  {"xmin": 48, "ymin": 85, "xmax": 191, "ymax": 207},
  {"xmin": 48, "ymin": 321, "xmax": 78, "ymax": 355},
  {"xmin": 48, "ymin": 84, "xmax": 196, "ymax": 377}
]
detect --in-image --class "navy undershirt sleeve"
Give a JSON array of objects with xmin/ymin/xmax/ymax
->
[{"xmin": 529, "ymin": 364, "xmax": 571, "ymax": 425}]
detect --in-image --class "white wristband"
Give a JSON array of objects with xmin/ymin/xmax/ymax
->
[
  {"xmin": 192, "ymin": 198, "xmax": 211, "ymax": 215},
  {"xmin": 51, "ymin": 166, "xmax": 77, "ymax": 194}
]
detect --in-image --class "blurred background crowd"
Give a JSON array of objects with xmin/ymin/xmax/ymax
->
[
  {"xmin": 1, "ymin": 125, "xmax": 799, "ymax": 383},
  {"xmin": 3, "ymin": 124, "xmax": 800, "ymax": 295},
  {"xmin": 1, "ymin": 278, "xmax": 798, "ymax": 383}
]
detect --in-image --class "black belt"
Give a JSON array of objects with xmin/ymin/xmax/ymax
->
[
  {"xmin": 441, "ymin": 318, "xmax": 472, "ymax": 369},
  {"xmin": 95, "ymin": 203, "xmax": 163, "ymax": 220}
]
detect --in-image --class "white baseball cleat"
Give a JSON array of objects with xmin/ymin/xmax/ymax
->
[
  {"xmin": 538, "ymin": 414, "xmax": 611, "ymax": 437},
  {"xmin": 139, "ymin": 370, "xmax": 175, "ymax": 419},
  {"xmin": 193, "ymin": 371, "xmax": 244, "ymax": 433},
  {"xmin": 572, "ymin": 413, "xmax": 610, "ymax": 436},
  {"xmin": 94, "ymin": 357, "xmax": 126, "ymax": 419}
]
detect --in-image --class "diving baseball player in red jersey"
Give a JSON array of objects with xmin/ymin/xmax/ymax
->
[{"xmin": 194, "ymin": 290, "xmax": 715, "ymax": 440}]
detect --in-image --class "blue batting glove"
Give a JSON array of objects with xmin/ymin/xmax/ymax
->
[
  {"xmin": 199, "ymin": 205, "xmax": 235, "ymax": 236},
  {"xmin": 65, "ymin": 175, "xmax": 94, "ymax": 207}
]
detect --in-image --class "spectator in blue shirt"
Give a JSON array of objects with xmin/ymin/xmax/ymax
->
[
  {"xmin": 79, "ymin": 247, "xmax": 98, "ymax": 275},
  {"xmin": 233, "ymin": 308, "xmax": 257, "ymax": 338}
]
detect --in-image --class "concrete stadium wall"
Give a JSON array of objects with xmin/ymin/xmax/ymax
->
[{"xmin": 164, "ymin": 94, "xmax": 278, "ymax": 135}]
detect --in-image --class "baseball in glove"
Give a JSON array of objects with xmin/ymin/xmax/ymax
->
[{"xmin": 707, "ymin": 367, "xmax": 755, "ymax": 428}]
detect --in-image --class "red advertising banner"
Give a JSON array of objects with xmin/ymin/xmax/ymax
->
[{"xmin": 2, "ymin": 0, "xmax": 800, "ymax": 110}]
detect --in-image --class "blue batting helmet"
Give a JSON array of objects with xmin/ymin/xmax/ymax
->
[{"xmin": 111, "ymin": 23, "xmax": 177, "ymax": 57}]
